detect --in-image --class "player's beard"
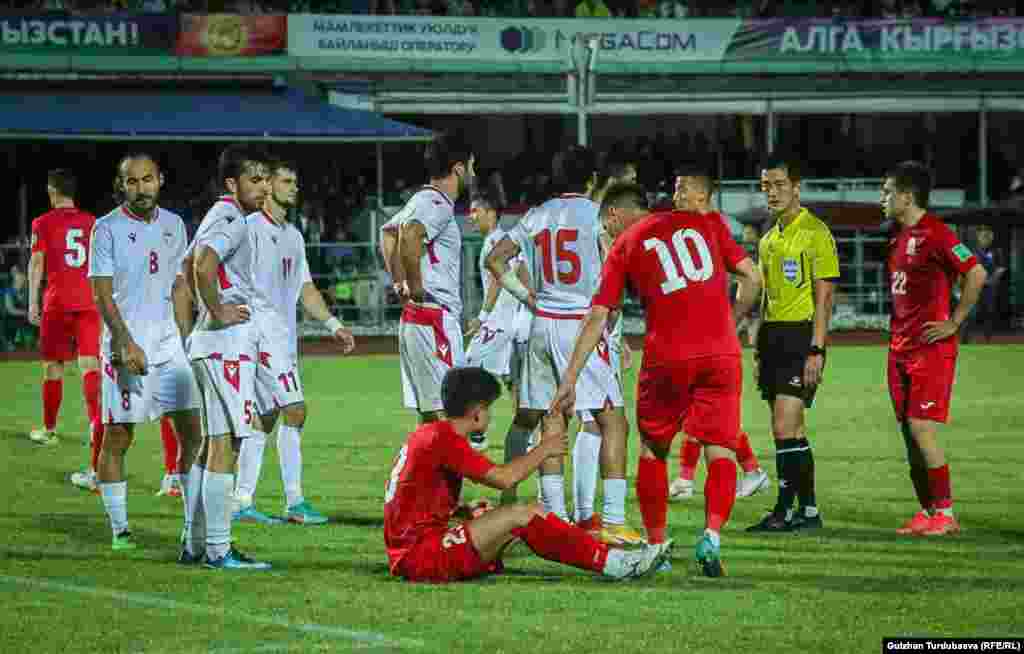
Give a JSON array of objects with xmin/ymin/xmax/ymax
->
[{"xmin": 128, "ymin": 194, "xmax": 157, "ymax": 217}]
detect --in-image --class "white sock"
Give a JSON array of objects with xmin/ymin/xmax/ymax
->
[
  {"xmin": 235, "ymin": 430, "xmax": 266, "ymax": 508},
  {"xmin": 540, "ymin": 474, "xmax": 568, "ymax": 521},
  {"xmin": 99, "ymin": 481, "xmax": 128, "ymax": 536},
  {"xmin": 572, "ymin": 429, "xmax": 601, "ymax": 522},
  {"xmin": 277, "ymin": 424, "xmax": 304, "ymax": 508},
  {"xmin": 704, "ymin": 528, "xmax": 721, "ymax": 548},
  {"xmin": 602, "ymin": 478, "xmax": 627, "ymax": 526},
  {"xmin": 202, "ymin": 469, "xmax": 233, "ymax": 561},
  {"xmin": 183, "ymin": 466, "xmax": 205, "ymax": 555},
  {"xmin": 602, "ymin": 548, "xmax": 631, "ymax": 577}
]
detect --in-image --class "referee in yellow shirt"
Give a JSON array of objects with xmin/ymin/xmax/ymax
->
[{"xmin": 748, "ymin": 155, "xmax": 839, "ymax": 533}]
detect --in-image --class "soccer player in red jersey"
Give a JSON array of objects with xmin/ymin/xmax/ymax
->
[
  {"xmin": 553, "ymin": 182, "xmax": 762, "ymax": 577},
  {"xmin": 882, "ymin": 161, "xmax": 987, "ymax": 537},
  {"xmin": 384, "ymin": 367, "xmax": 672, "ymax": 584},
  {"xmin": 27, "ymin": 169, "xmax": 103, "ymax": 463}
]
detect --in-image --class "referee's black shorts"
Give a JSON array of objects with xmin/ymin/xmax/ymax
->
[{"xmin": 756, "ymin": 321, "xmax": 818, "ymax": 408}]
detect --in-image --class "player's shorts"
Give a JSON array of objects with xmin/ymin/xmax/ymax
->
[
  {"xmin": 392, "ymin": 523, "xmax": 501, "ymax": 584},
  {"xmin": 399, "ymin": 303, "xmax": 465, "ymax": 413},
  {"xmin": 39, "ymin": 308, "xmax": 100, "ymax": 361},
  {"xmin": 520, "ymin": 311, "xmax": 624, "ymax": 414},
  {"xmin": 254, "ymin": 339, "xmax": 304, "ymax": 416},
  {"xmin": 756, "ymin": 321, "xmax": 818, "ymax": 408},
  {"xmin": 465, "ymin": 323, "xmax": 514, "ymax": 381},
  {"xmin": 637, "ymin": 355, "xmax": 742, "ymax": 449},
  {"xmin": 191, "ymin": 354, "xmax": 256, "ymax": 438},
  {"xmin": 102, "ymin": 350, "xmax": 199, "ymax": 425},
  {"xmin": 888, "ymin": 347, "xmax": 957, "ymax": 423}
]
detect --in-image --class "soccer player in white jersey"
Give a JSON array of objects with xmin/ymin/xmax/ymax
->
[
  {"xmin": 465, "ymin": 189, "xmax": 530, "ymax": 457},
  {"xmin": 234, "ymin": 159, "xmax": 355, "ymax": 525},
  {"xmin": 379, "ymin": 133, "xmax": 475, "ymax": 424},
  {"xmin": 87, "ymin": 154, "xmax": 203, "ymax": 552},
  {"xmin": 186, "ymin": 145, "xmax": 271, "ymax": 570},
  {"xmin": 486, "ymin": 146, "xmax": 642, "ymax": 546}
]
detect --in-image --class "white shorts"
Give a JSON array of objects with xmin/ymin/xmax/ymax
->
[
  {"xmin": 254, "ymin": 339, "xmax": 304, "ymax": 416},
  {"xmin": 520, "ymin": 312, "xmax": 624, "ymax": 414},
  {"xmin": 192, "ymin": 355, "xmax": 256, "ymax": 439},
  {"xmin": 466, "ymin": 323, "xmax": 514, "ymax": 379},
  {"xmin": 399, "ymin": 303, "xmax": 465, "ymax": 412},
  {"xmin": 101, "ymin": 352, "xmax": 199, "ymax": 425}
]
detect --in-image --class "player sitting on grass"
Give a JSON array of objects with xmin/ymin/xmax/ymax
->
[{"xmin": 384, "ymin": 366, "xmax": 672, "ymax": 584}]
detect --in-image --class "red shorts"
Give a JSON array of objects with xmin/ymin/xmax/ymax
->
[
  {"xmin": 39, "ymin": 309, "xmax": 100, "ymax": 361},
  {"xmin": 637, "ymin": 356, "xmax": 742, "ymax": 449},
  {"xmin": 393, "ymin": 524, "xmax": 501, "ymax": 584},
  {"xmin": 888, "ymin": 348, "xmax": 957, "ymax": 423}
]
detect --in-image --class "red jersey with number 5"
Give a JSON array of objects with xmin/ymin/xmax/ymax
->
[
  {"xmin": 384, "ymin": 421, "xmax": 494, "ymax": 571},
  {"xmin": 30, "ymin": 207, "xmax": 97, "ymax": 312},
  {"xmin": 592, "ymin": 210, "xmax": 749, "ymax": 365},
  {"xmin": 887, "ymin": 214, "xmax": 977, "ymax": 356}
]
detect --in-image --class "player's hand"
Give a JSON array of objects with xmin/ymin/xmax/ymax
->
[
  {"xmin": 120, "ymin": 340, "xmax": 148, "ymax": 376},
  {"xmin": 550, "ymin": 379, "xmax": 577, "ymax": 416},
  {"xmin": 213, "ymin": 303, "xmax": 251, "ymax": 328},
  {"xmin": 922, "ymin": 320, "xmax": 959, "ymax": 344},
  {"xmin": 524, "ymin": 291, "xmax": 538, "ymax": 313},
  {"xmin": 622, "ymin": 345, "xmax": 634, "ymax": 371},
  {"xmin": 465, "ymin": 318, "xmax": 481, "ymax": 340},
  {"xmin": 469, "ymin": 499, "xmax": 495, "ymax": 519},
  {"xmin": 803, "ymin": 352, "xmax": 824, "ymax": 388},
  {"xmin": 333, "ymin": 327, "xmax": 355, "ymax": 354},
  {"xmin": 28, "ymin": 305, "xmax": 41, "ymax": 326},
  {"xmin": 393, "ymin": 281, "xmax": 410, "ymax": 304},
  {"xmin": 539, "ymin": 412, "xmax": 569, "ymax": 457}
]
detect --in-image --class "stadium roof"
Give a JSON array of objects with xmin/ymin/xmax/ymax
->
[{"xmin": 0, "ymin": 87, "xmax": 432, "ymax": 143}]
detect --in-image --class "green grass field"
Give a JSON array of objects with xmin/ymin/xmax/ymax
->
[{"xmin": 3, "ymin": 346, "xmax": 1024, "ymax": 654}]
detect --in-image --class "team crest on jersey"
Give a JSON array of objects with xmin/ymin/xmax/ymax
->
[
  {"xmin": 782, "ymin": 258, "xmax": 800, "ymax": 283},
  {"xmin": 223, "ymin": 360, "xmax": 240, "ymax": 392},
  {"xmin": 906, "ymin": 237, "xmax": 918, "ymax": 257}
]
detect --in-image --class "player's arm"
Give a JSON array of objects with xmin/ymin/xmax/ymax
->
[
  {"xmin": 397, "ymin": 219, "xmax": 427, "ymax": 302},
  {"xmin": 300, "ymin": 281, "xmax": 355, "ymax": 353},
  {"xmin": 924, "ymin": 263, "xmax": 987, "ymax": 344},
  {"xmin": 92, "ymin": 276, "xmax": 148, "ymax": 375},
  {"xmin": 553, "ymin": 305, "xmax": 610, "ymax": 416},
  {"xmin": 171, "ymin": 273, "xmax": 194, "ymax": 344},
  {"xmin": 732, "ymin": 257, "xmax": 763, "ymax": 324},
  {"xmin": 480, "ymin": 413, "xmax": 568, "ymax": 490},
  {"xmin": 485, "ymin": 235, "xmax": 533, "ymax": 309},
  {"xmin": 193, "ymin": 245, "xmax": 250, "ymax": 328},
  {"xmin": 805, "ymin": 227, "xmax": 840, "ymax": 387},
  {"xmin": 380, "ymin": 218, "xmax": 403, "ymax": 294},
  {"xmin": 27, "ymin": 250, "xmax": 44, "ymax": 326}
]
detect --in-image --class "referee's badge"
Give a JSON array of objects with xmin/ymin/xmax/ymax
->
[{"xmin": 783, "ymin": 258, "xmax": 800, "ymax": 283}]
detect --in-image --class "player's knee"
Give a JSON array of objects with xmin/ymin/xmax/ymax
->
[
  {"xmin": 771, "ymin": 415, "xmax": 796, "ymax": 439},
  {"xmin": 43, "ymin": 361, "xmax": 63, "ymax": 380},
  {"xmin": 101, "ymin": 425, "xmax": 133, "ymax": 454},
  {"xmin": 78, "ymin": 356, "xmax": 100, "ymax": 372},
  {"xmin": 283, "ymin": 403, "xmax": 306, "ymax": 428}
]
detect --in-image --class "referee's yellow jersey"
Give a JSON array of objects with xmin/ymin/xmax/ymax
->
[{"xmin": 759, "ymin": 207, "xmax": 840, "ymax": 322}]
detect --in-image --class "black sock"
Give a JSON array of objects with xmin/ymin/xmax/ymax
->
[
  {"xmin": 901, "ymin": 421, "xmax": 932, "ymax": 510},
  {"xmin": 773, "ymin": 439, "xmax": 799, "ymax": 517},
  {"xmin": 794, "ymin": 438, "xmax": 816, "ymax": 512}
]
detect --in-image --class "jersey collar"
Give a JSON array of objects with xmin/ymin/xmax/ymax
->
[
  {"xmin": 776, "ymin": 207, "xmax": 807, "ymax": 234},
  {"xmin": 217, "ymin": 195, "xmax": 241, "ymax": 209},
  {"xmin": 261, "ymin": 209, "xmax": 285, "ymax": 228},
  {"xmin": 422, "ymin": 185, "xmax": 454, "ymax": 208}
]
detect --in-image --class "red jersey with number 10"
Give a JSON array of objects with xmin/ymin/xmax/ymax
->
[
  {"xmin": 592, "ymin": 210, "xmax": 749, "ymax": 365},
  {"xmin": 887, "ymin": 214, "xmax": 977, "ymax": 356},
  {"xmin": 383, "ymin": 421, "xmax": 495, "ymax": 572},
  {"xmin": 30, "ymin": 207, "xmax": 97, "ymax": 312}
]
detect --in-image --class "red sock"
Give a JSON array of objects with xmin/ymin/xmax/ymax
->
[
  {"xmin": 735, "ymin": 432, "xmax": 759, "ymax": 474},
  {"xmin": 90, "ymin": 423, "xmax": 104, "ymax": 472},
  {"xmin": 928, "ymin": 464, "xmax": 953, "ymax": 511},
  {"xmin": 42, "ymin": 379, "xmax": 63, "ymax": 431},
  {"xmin": 82, "ymin": 370, "xmax": 101, "ymax": 430},
  {"xmin": 161, "ymin": 417, "xmax": 179, "ymax": 475},
  {"xmin": 679, "ymin": 438, "xmax": 701, "ymax": 480},
  {"xmin": 512, "ymin": 513, "xmax": 609, "ymax": 573},
  {"xmin": 705, "ymin": 459, "xmax": 738, "ymax": 532},
  {"xmin": 637, "ymin": 456, "xmax": 668, "ymax": 544}
]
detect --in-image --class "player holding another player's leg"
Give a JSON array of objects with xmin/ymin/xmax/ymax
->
[
  {"xmin": 380, "ymin": 133, "xmax": 473, "ymax": 425},
  {"xmin": 88, "ymin": 154, "xmax": 203, "ymax": 552},
  {"xmin": 384, "ymin": 367, "xmax": 672, "ymax": 584},
  {"xmin": 487, "ymin": 147, "xmax": 641, "ymax": 547},
  {"xmin": 464, "ymin": 189, "xmax": 528, "ymax": 452},
  {"xmin": 882, "ymin": 162, "xmax": 987, "ymax": 537},
  {"xmin": 27, "ymin": 169, "xmax": 103, "ymax": 457},
  {"xmin": 553, "ymin": 182, "xmax": 762, "ymax": 577},
  {"xmin": 186, "ymin": 145, "xmax": 271, "ymax": 570},
  {"xmin": 234, "ymin": 159, "xmax": 355, "ymax": 525}
]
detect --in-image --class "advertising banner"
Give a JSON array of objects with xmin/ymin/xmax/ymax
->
[
  {"xmin": 176, "ymin": 14, "xmax": 286, "ymax": 57},
  {"xmin": 0, "ymin": 14, "xmax": 176, "ymax": 54}
]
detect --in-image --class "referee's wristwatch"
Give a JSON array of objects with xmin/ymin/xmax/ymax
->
[{"xmin": 808, "ymin": 345, "xmax": 826, "ymax": 358}]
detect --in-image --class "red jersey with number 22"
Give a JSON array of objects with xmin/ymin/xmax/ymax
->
[
  {"xmin": 888, "ymin": 214, "xmax": 977, "ymax": 356},
  {"xmin": 592, "ymin": 210, "xmax": 749, "ymax": 365},
  {"xmin": 383, "ymin": 421, "xmax": 495, "ymax": 571},
  {"xmin": 30, "ymin": 208, "xmax": 97, "ymax": 312}
]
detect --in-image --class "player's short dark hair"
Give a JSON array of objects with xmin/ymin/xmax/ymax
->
[
  {"xmin": 886, "ymin": 160, "xmax": 933, "ymax": 210},
  {"xmin": 269, "ymin": 158, "xmax": 299, "ymax": 178},
  {"xmin": 218, "ymin": 144, "xmax": 269, "ymax": 185},
  {"xmin": 761, "ymin": 154, "xmax": 802, "ymax": 184},
  {"xmin": 553, "ymin": 145, "xmax": 597, "ymax": 193},
  {"xmin": 674, "ymin": 162, "xmax": 716, "ymax": 194},
  {"xmin": 47, "ymin": 169, "xmax": 76, "ymax": 199},
  {"xmin": 601, "ymin": 148, "xmax": 636, "ymax": 182},
  {"xmin": 471, "ymin": 187, "xmax": 501, "ymax": 214},
  {"xmin": 424, "ymin": 132, "xmax": 474, "ymax": 181},
  {"xmin": 442, "ymin": 367, "xmax": 502, "ymax": 418},
  {"xmin": 600, "ymin": 182, "xmax": 649, "ymax": 216}
]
